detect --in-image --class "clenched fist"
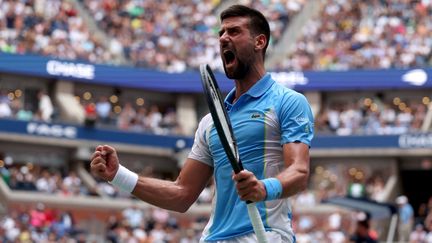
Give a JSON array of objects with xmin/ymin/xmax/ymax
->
[
  {"xmin": 90, "ymin": 145, "xmax": 119, "ymax": 182},
  {"xmin": 232, "ymin": 170, "xmax": 267, "ymax": 202}
]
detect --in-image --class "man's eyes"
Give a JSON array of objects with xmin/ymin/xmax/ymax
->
[{"xmin": 219, "ymin": 28, "xmax": 241, "ymax": 37}]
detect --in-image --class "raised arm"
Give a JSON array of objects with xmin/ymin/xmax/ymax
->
[
  {"xmin": 90, "ymin": 145, "xmax": 213, "ymax": 213},
  {"xmin": 132, "ymin": 158, "xmax": 213, "ymax": 212}
]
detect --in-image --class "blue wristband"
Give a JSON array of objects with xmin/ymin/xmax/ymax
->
[{"xmin": 261, "ymin": 178, "xmax": 283, "ymax": 201}]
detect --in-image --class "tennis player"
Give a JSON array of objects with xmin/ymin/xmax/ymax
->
[{"xmin": 90, "ymin": 4, "xmax": 314, "ymax": 243}]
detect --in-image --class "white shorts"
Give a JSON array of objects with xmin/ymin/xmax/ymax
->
[{"xmin": 200, "ymin": 231, "xmax": 292, "ymax": 243}]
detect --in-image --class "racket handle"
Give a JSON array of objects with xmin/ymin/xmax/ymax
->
[
  {"xmin": 238, "ymin": 160, "xmax": 244, "ymax": 171},
  {"xmin": 233, "ymin": 160, "xmax": 244, "ymax": 174},
  {"xmin": 247, "ymin": 203, "xmax": 268, "ymax": 243}
]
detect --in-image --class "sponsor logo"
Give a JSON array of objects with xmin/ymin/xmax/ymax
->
[
  {"xmin": 46, "ymin": 60, "xmax": 95, "ymax": 80},
  {"xmin": 27, "ymin": 122, "xmax": 77, "ymax": 139},
  {"xmin": 251, "ymin": 113, "xmax": 263, "ymax": 119},
  {"xmin": 398, "ymin": 134, "xmax": 432, "ymax": 148},
  {"xmin": 401, "ymin": 69, "xmax": 428, "ymax": 86},
  {"xmin": 304, "ymin": 124, "xmax": 310, "ymax": 134},
  {"xmin": 270, "ymin": 71, "xmax": 309, "ymax": 88},
  {"xmin": 296, "ymin": 117, "xmax": 309, "ymax": 122}
]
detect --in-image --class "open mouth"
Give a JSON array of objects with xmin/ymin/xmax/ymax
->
[{"xmin": 223, "ymin": 50, "xmax": 236, "ymax": 65}]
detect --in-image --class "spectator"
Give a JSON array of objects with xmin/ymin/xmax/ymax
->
[
  {"xmin": 367, "ymin": 175, "xmax": 386, "ymax": 202},
  {"xmin": 349, "ymin": 213, "xmax": 377, "ymax": 243},
  {"xmin": 294, "ymin": 190, "xmax": 317, "ymax": 208},
  {"xmin": 197, "ymin": 184, "xmax": 213, "ymax": 204},
  {"xmin": 117, "ymin": 102, "xmax": 136, "ymax": 130},
  {"xmin": 36, "ymin": 90, "xmax": 53, "ymax": 122},
  {"xmin": 95, "ymin": 96, "xmax": 111, "ymax": 124},
  {"xmin": 62, "ymin": 171, "xmax": 82, "ymax": 195},
  {"xmin": 180, "ymin": 229, "xmax": 199, "ymax": 243},
  {"xmin": 122, "ymin": 204, "xmax": 145, "ymax": 229},
  {"xmin": 396, "ymin": 195, "xmax": 415, "ymax": 243},
  {"xmin": 146, "ymin": 105, "xmax": 163, "ymax": 134},
  {"xmin": 51, "ymin": 211, "xmax": 74, "ymax": 238},
  {"xmin": 15, "ymin": 102, "xmax": 33, "ymax": 121},
  {"xmin": 409, "ymin": 223, "xmax": 427, "ymax": 243},
  {"xmin": 29, "ymin": 203, "xmax": 49, "ymax": 230},
  {"xmin": 35, "ymin": 169, "xmax": 57, "ymax": 193},
  {"xmin": 327, "ymin": 213, "xmax": 346, "ymax": 243},
  {"xmin": 425, "ymin": 216, "xmax": 432, "ymax": 243},
  {"xmin": 0, "ymin": 98, "xmax": 12, "ymax": 118},
  {"xmin": 83, "ymin": 101, "xmax": 97, "ymax": 127}
]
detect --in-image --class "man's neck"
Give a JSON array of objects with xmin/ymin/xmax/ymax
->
[{"xmin": 233, "ymin": 64, "xmax": 266, "ymax": 102}]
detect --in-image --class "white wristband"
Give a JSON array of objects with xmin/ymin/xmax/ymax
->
[{"xmin": 110, "ymin": 165, "xmax": 138, "ymax": 193}]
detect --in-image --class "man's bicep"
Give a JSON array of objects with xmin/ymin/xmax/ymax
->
[{"xmin": 176, "ymin": 158, "xmax": 213, "ymax": 201}]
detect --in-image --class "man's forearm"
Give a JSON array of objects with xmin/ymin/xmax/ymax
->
[
  {"xmin": 131, "ymin": 176, "xmax": 196, "ymax": 213},
  {"xmin": 276, "ymin": 164, "xmax": 309, "ymax": 198}
]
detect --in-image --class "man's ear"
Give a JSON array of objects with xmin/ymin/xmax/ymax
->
[{"xmin": 255, "ymin": 34, "xmax": 267, "ymax": 51}]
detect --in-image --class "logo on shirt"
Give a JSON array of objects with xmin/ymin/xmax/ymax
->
[
  {"xmin": 251, "ymin": 113, "xmax": 263, "ymax": 119},
  {"xmin": 296, "ymin": 117, "xmax": 309, "ymax": 123},
  {"xmin": 304, "ymin": 124, "xmax": 310, "ymax": 134}
]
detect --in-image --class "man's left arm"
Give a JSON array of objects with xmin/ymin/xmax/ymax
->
[
  {"xmin": 233, "ymin": 142, "xmax": 309, "ymax": 201},
  {"xmin": 233, "ymin": 92, "xmax": 313, "ymax": 202},
  {"xmin": 276, "ymin": 142, "xmax": 310, "ymax": 198}
]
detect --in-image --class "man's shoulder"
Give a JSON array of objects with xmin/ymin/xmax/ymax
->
[
  {"xmin": 196, "ymin": 113, "xmax": 214, "ymax": 131},
  {"xmin": 267, "ymin": 82, "xmax": 307, "ymax": 104}
]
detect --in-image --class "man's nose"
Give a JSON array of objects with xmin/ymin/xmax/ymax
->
[{"xmin": 219, "ymin": 32, "xmax": 229, "ymax": 44}]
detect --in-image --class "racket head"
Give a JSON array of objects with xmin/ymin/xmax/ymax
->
[{"xmin": 199, "ymin": 64, "xmax": 243, "ymax": 173}]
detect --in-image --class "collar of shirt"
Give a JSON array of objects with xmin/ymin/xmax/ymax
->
[{"xmin": 224, "ymin": 73, "xmax": 274, "ymax": 110}]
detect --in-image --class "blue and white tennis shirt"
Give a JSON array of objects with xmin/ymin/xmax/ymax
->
[{"xmin": 188, "ymin": 73, "xmax": 314, "ymax": 242}]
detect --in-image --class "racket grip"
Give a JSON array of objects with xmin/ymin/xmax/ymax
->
[
  {"xmin": 233, "ymin": 160, "xmax": 244, "ymax": 174},
  {"xmin": 247, "ymin": 203, "xmax": 268, "ymax": 243},
  {"xmin": 238, "ymin": 160, "xmax": 244, "ymax": 171}
]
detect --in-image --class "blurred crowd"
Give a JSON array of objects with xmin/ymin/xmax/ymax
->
[
  {"xmin": 3, "ymin": 87, "xmax": 430, "ymax": 137},
  {"xmin": 0, "ymin": 89, "xmax": 54, "ymax": 123},
  {"xmin": 1, "ymin": 0, "xmax": 305, "ymax": 72},
  {"xmin": 315, "ymin": 97, "xmax": 428, "ymax": 136},
  {"xmin": 0, "ymin": 203, "xmax": 207, "ymax": 242},
  {"xmin": 80, "ymin": 0, "xmax": 305, "ymax": 72},
  {"xmin": 1, "ymin": 162, "xmax": 90, "ymax": 196},
  {"xmin": 103, "ymin": 206, "xmax": 207, "ymax": 243},
  {"xmin": 0, "ymin": 204, "xmax": 80, "ymax": 242},
  {"xmin": 0, "ymin": 88, "xmax": 183, "ymax": 135},
  {"xmin": 277, "ymin": 0, "xmax": 432, "ymax": 71},
  {"xmin": 2, "ymin": 152, "xmax": 432, "ymax": 242},
  {"xmin": 1, "ymin": 0, "xmax": 431, "ymax": 72},
  {"xmin": 291, "ymin": 162, "xmax": 432, "ymax": 243},
  {"xmin": 0, "ymin": 0, "xmax": 118, "ymax": 64},
  {"xmin": 81, "ymin": 95, "xmax": 181, "ymax": 135}
]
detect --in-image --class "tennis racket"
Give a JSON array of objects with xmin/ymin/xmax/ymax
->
[{"xmin": 199, "ymin": 64, "xmax": 268, "ymax": 243}]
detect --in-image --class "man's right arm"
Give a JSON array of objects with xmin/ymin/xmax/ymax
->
[
  {"xmin": 91, "ymin": 144, "xmax": 213, "ymax": 213},
  {"xmin": 91, "ymin": 115, "xmax": 214, "ymax": 213},
  {"xmin": 131, "ymin": 158, "xmax": 213, "ymax": 213},
  {"xmin": 127, "ymin": 114, "xmax": 214, "ymax": 212}
]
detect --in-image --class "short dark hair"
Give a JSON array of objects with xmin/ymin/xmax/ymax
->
[{"xmin": 220, "ymin": 5, "xmax": 270, "ymax": 57}]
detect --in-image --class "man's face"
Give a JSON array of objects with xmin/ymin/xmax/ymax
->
[{"xmin": 219, "ymin": 16, "xmax": 256, "ymax": 79}]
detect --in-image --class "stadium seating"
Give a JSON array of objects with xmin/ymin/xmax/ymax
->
[
  {"xmin": 315, "ymin": 97, "xmax": 428, "ymax": 135},
  {"xmin": 0, "ymin": 0, "xmax": 117, "ymax": 64},
  {"xmin": 277, "ymin": 0, "xmax": 432, "ymax": 71}
]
